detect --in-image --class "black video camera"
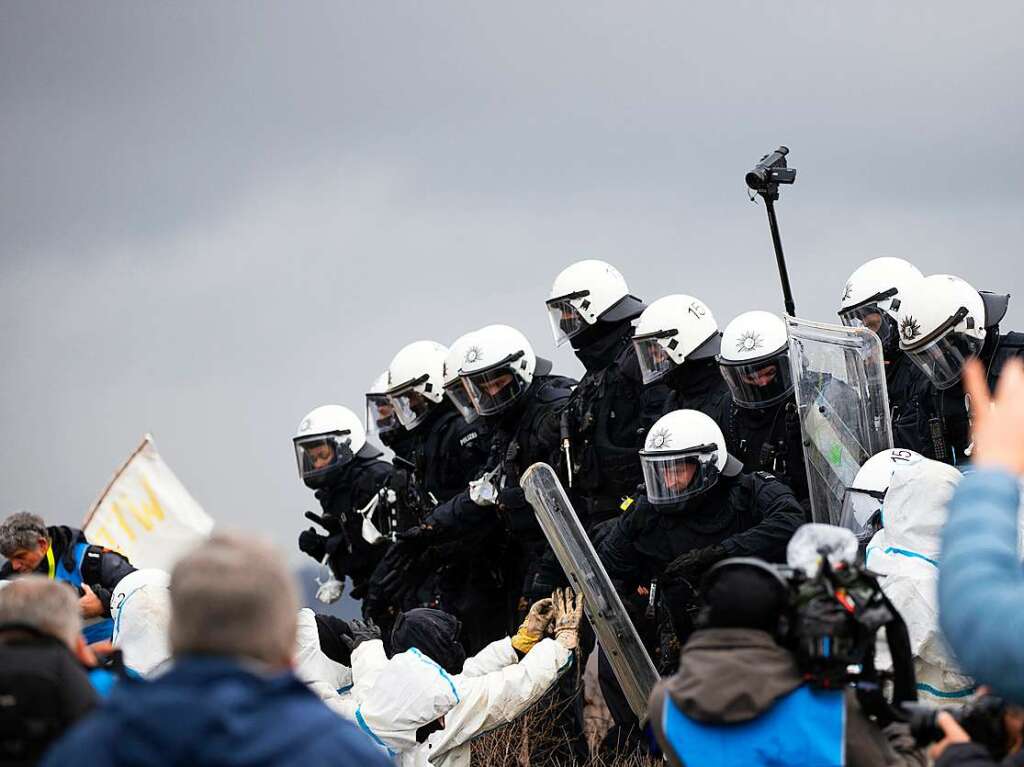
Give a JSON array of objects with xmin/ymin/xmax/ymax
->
[
  {"xmin": 745, "ymin": 146, "xmax": 797, "ymax": 192},
  {"xmin": 903, "ymin": 696, "xmax": 1008, "ymax": 758}
]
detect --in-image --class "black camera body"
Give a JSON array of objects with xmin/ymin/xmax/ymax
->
[
  {"xmin": 903, "ymin": 696, "xmax": 1007, "ymax": 757},
  {"xmin": 745, "ymin": 146, "xmax": 797, "ymax": 192}
]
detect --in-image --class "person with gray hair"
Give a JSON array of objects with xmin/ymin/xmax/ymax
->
[
  {"xmin": 0, "ymin": 511, "xmax": 136, "ymax": 644},
  {"xmin": 0, "ymin": 577, "xmax": 99, "ymax": 766},
  {"xmin": 42, "ymin": 533, "xmax": 393, "ymax": 767}
]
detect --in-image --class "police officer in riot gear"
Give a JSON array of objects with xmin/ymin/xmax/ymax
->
[
  {"xmin": 838, "ymin": 257, "xmax": 933, "ymax": 455},
  {"xmin": 365, "ymin": 370, "xmax": 415, "ymax": 459},
  {"xmin": 894, "ymin": 273, "xmax": 1024, "ymax": 466},
  {"xmin": 633, "ymin": 295, "xmax": 732, "ymax": 424},
  {"xmin": 595, "ymin": 409, "xmax": 804, "ymax": 751},
  {"xmin": 718, "ymin": 311, "xmax": 809, "ymax": 508},
  {"xmin": 293, "ymin": 405, "xmax": 395, "ymax": 608},
  {"xmin": 546, "ymin": 260, "xmax": 667, "ymax": 526}
]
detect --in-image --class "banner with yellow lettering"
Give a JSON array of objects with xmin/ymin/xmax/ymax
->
[{"xmin": 83, "ymin": 435, "xmax": 214, "ymax": 570}]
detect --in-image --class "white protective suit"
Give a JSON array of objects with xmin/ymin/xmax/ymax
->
[
  {"xmin": 110, "ymin": 568, "xmax": 172, "ymax": 677},
  {"xmin": 355, "ymin": 636, "xmax": 574, "ymax": 767},
  {"xmin": 865, "ymin": 459, "xmax": 975, "ymax": 704},
  {"xmin": 292, "ymin": 608, "xmax": 389, "ymax": 720}
]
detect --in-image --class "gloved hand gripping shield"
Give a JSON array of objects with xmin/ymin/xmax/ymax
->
[
  {"xmin": 786, "ymin": 317, "xmax": 893, "ymax": 526},
  {"xmin": 521, "ymin": 462, "xmax": 658, "ymax": 721}
]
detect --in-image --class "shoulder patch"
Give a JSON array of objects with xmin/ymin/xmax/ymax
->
[{"xmin": 459, "ymin": 431, "xmax": 479, "ymax": 447}]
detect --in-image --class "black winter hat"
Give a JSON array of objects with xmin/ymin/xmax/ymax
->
[{"xmin": 390, "ymin": 608, "xmax": 466, "ymax": 675}]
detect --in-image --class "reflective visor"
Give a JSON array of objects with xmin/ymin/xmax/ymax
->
[
  {"xmin": 719, "ymin": 353, "xmax": 794, "ymax": 409},
  {"xmin": 294, "ymin": 432, "xmax": 354, "ymax": 484},
  {"xmin": 839, "ymin": 304, "xmax": 895, "ymax": 347},
  {"xmin": 546, "ymin": 298, "xmax": 587, "ymax": 347},
  {"xmin": 838, "ymin": 488, "xmax": 883, "ymax": 545},
  {"xmin": 444, "ymin": 380, "xmax": 479, "ymax": 423},
  {"xmin": 387, "ymin": 385, "xmax": 433, "ymax": 429},
  {"xmin": 365, "ymin": 394, "xmax": 401, "ymax": 438},
  {"xmin": 463, "ymin": 366, "xmax": 526, "ymax": 416},
  {"xmin": 633, "ymin": 336, "xmax": 677, "ymax": 384},
  {"xmin": 639, "ymin": 449, "xmax": 719, "ymax": 505},
  {"xmin": 905, "ymin": 331, "xmax": 983, "ymax": 390}
]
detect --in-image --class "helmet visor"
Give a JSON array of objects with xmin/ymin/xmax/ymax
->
[
  {"xmin": 444, "ymin": 380, "xmax": 479, "ymax": 424},
  {"xmin": 840, "ymin": 305, "xmax": 895, "ymax": 347},
  {"xmin": 387, "ymin": 386, "xmax": 434, "ymax": 429},
  {"xmin": 546, "ymin": 299, "xmax": 586, "ymax": 347},
  {"xmin": 294, "ymin": 432, "xmax": 354, "ymax": 484},
  {"xmin": 839, "ymin": 489, "xmax": 883, "ymax": 545},
  {"xmin": 633, "ymin": 337, "xmax": 677, "ymax": 384},
  {"xmin": 640, "ymin": 450, "xmax": 720, "ymax": 505},
  {"xmin": 365, "ymin": 394, "xmax": 401, "ymax": 438},
  {"xmin": 720, "ymin": 353, "xmax": 794, "ymax": 409},
  {"xmin": 463, "ymin": 366, "xmax": 526, "ymax": 416},
  {"xmin": 905, "ymin": 331, "xmax": 983, "ymax": 390}
]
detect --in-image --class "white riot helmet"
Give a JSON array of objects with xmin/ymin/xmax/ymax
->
[
  {"xmin": 838, "ymin": 258, "xmax": 923, "ymax": 353},
  {"xmin": 545, "ymin": 260, "xmax": 646, "ymax": 346},
  {"xmin": 365, "ymin": 371, "xmax": 401, "ymax": 440},
  {"xmin": 293, "ymin": 405, "xmax": 366, "ymax": 488},
  {"xmin": 458, "ymin": 324, "xmax": 551, "ymax": 416},
  {"xmin": 640, "ymin": 409, "xmax": 742, "ymax": 505},
  {"xmin": 896, "ymin": 274, "xmax": 987, "ymax": 390},
  {"xmin": 718, "ymin": 311, "xmax": 794, "ymax": 409},
  {"xmin": 633, "ymin": 295, "xmax": 721, "ymax": 385},
  {"xmin": 442, "ymin": 331, "xmax": 480, "ymax": 424},
  {"xmin": 386, "ymin": 341, "xmax": 448, "ymax": 429},
  {"xmin": 839, "ymin": 448, "xmax": 923, "ymax": 541}
]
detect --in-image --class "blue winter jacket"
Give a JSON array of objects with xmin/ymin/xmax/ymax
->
[
  {"xmin": 41, "ymin": 655, "xmax": 393, "ymax": 767},
  {"xmin": 939, "ymin": 468, "xmax": 1024, "ymax": 703}
]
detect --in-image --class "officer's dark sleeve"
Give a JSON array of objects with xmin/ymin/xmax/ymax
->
[
  {"xmin": 87, "ymin": 548, "xmax": 137, "ymax": 614},
  {"xmin": 423, "ymin": 489, "xmax": 498, "ymax": 538},
  {"xmin": 718, "ymin": 476, "xmax": 804, "ymax": 563},
  {"xmin": 596, "ymin": 514, "xmax": 644, "ymax": 588}
]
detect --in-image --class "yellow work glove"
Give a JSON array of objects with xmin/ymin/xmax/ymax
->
[{"xmin": 511, "ymin": 597, "xmax": 554, "ymax": 654}]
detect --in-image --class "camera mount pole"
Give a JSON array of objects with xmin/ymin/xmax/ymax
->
[
  {"xmin": 746, "ymin": 146, "xmax": 798, "ymax": 317},
  {"xmin": 761, "ymin": 189, "xmax": 796, "ymax": 317}
]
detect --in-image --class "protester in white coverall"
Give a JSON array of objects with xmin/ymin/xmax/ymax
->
[
  {"xmin": 109, "ymin": 568, "xmax": 171, "ymax": 677},
  {"xmin": 866, "ymin": 458, "xmax": 977, "ymax": 704},
  {"xmin": 354, "ymin": 590, "xmax": 584, "ymax": 767}
]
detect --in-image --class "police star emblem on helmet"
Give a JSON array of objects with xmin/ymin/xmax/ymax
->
[
  {"xmin": 737, "ymin": 330, "xmax": 763, "ymax": 353},
  {"xmin": 900, "ymin": 315, "xmax": 921, "ymax": 341},
  {"xmin": 464, "ymin": 346, "xmax": 483, "ymax": 364},
  {"xmin": 841, "ymin": 282, "xmax": 853, "ymax": 302},
  {"xmin": 299, "ymin": 418, "xmax": 311, "ymax": 432},
  {"xmin": 648, "ymin": 427, "xmax": 672, "ymax": 450}
]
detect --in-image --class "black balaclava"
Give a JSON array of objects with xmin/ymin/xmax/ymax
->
[
  {"xmin": 390, "ymin": 608, "xmax": 466, "ymax": 674},
  {"xmin": 703, "ymin": 567, "xmax": 787, "ymax": 634},
  {"xmin": 570, "ymin": 319, "xmax": 634, "ymax": 373},
  {"xmin": 664, "ymin": 357, "xmax": 723, "ymax": 398}
]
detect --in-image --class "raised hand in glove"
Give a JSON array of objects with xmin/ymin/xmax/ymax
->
[
  {"xmin": 511, "ymin": 597, "xmax": 554, "ymax": 654},
  {"xmin": 551, "ymin": 588, "xmax": 584, "ymax": 651},
  {"xmin": 341, "ymin": 618, "xmax": 381, "ymax": 652},
  {"xmin": 298, "ymin": 527, "xmax": 328, "ymax": 561},
  {"xmin": 662, "ymin": 544, "xmax": 728, "ymax": 585}
]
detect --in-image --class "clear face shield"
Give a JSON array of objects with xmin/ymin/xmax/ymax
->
[
  {"xmin": 387, "ymin": 381, "xmax": 435, "ymax": 429},
  {"xmin": 840, "ymin": 304, "xmax": 896, "ymax": 349},
  {"xmin": 365, "ymin": 394, "xmax": 401, "ymax": 439},
  {"xmin": 293, "ymin": 432, "xmax": 354, "ymax": 486},
  {"xmin": 444, "ymin": 379, "xmax": 479, "ymax": 423},
  {"xmin": 838, "ymin": 488, "xmax": 884, "ymax": 547},
  {"xmin": 463, "ymin": 364, "xmax": 526, "ymax": 416},
  {"xmin": 639, "ymin": 445, "xmax": 721, "ymax": 506},
  {"xmin": 905, "ymin": 329, "xmax": 984, "ymax": 390},
  {"xmin": 546, "ymin": 293, "xmax": 589, "ymax": 347},
  {"xmin": 720, "ymin": 353, "xmax": 794, "ymax": 409},
  {"xmin": 633, "ymin": 334, "xmax": 678, "ymax": 385}
]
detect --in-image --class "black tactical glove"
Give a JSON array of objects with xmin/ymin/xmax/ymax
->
[
  {"xmin": 341, "ymin": 618, "xmax": 381, "ymax": 652},
  {"xmin": 662, "ymin": 544, "xmax": 728, "ymax": 586},
  {"xmin": 497, "ymin": 486, "xmax": 527, "ymax": 509},
  {"xmin": 298, "ymin": 527, "xmax": 328, "ymax": 561},
  {"xmin": 305, "ymin": 510, "xmax": 342, "ymax": 535}
]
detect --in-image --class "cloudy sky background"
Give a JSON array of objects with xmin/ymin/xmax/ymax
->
[{"xmin": 3, "ymin": 2, "xmax": 1023, "ymax": 565}]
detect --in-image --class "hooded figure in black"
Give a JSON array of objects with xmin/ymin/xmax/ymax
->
[
  {"xmin": 545, "ymin": 260, "xmax": 669, "ymax": 527},
  {"xmin": 390, "ymin": 608, "xmax": 466, "ymax": 675},
  {"xmin": 894, "ymin": 277, "xmax": 1024, "ymax": 467},
  {"xmin": 594, "ymin": 409, "xmax": 804, "ymax": 753}
]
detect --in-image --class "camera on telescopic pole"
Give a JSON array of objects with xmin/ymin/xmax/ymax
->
[{"xmin": 746, "ymin": 146, "xmax": 798, "ymax": 317}]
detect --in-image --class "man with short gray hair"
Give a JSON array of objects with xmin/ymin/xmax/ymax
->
[
  {"xmin": 43, "ymin": 533, "xmax": 393, "ymax": 767},
  {"xmin": 0, "ymin": 510, "xmax": 136, "ymax": 643},
  {"xmin": 0, "ymin": 577, "xmax": 99, "ymax": 765}
]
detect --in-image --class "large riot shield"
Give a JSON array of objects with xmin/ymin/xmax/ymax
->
[
  {"xmin": 521, "ymin": 462, "xmax": 659, "ymax": 721},
  {"xmin": 786, "ymin": 317, "xmax": 893, "ymax": 526}
]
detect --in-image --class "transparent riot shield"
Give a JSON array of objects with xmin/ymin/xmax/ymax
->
[
  {"xmin": 521, "ymin": 462, "xmax": 659, "ymax": 721},
  {"xmin": 786, "ymin": 317, "xmax": 893, "ymax": 526}
]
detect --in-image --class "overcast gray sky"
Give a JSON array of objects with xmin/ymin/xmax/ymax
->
[{"xmin": 3, "ymin": 2, "xmax": 1022, "ymax": 565}]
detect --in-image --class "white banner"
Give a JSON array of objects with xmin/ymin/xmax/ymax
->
[{"xmin": 83, "ymin": 435, "xmax": 214, "ymax": 570}]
